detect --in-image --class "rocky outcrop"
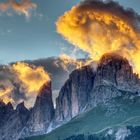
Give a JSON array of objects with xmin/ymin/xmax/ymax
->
[
  {"xmin": 54, "ymin": 53, "xmax": 140, "ymax": 125},
  {"xmin": 21, "ymin": 82, "xmax": 55, "ymax": 138},
  {"xmin": 90, "ymin": 53, "xmax": 140, "ymax": 105},
  {"xmin": 0, "ymin": 82, "xmax": 55, "ymax": 139},
  {"xmin": 0, "ymin": 102, "xmax": 30, "ymax": 140},
  {"xmin": 0, "ymin": 101, "xmax": 15, "ymax": 128},
  {"xmin": 54, "ymin": 66, "xmax": 95, "ymax": 125},
  {"xmin": 94, "ymin": 53, "xmax": 139, "ymax": 91}
]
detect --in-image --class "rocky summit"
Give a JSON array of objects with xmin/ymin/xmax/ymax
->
[
  {"xmin": 21, "ymin": 82, "xmax": 55, "ymax": 138},
  {"xmin": 0, "ymin": 82, "xmax": 54, "ymax": 140},
  {"xmin": 0, "ymin": 101, "xmax": 30, "ymax": 140}
]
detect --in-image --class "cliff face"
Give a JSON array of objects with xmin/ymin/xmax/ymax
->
[
  {"xmin": 90, "ymin": 54, "xmax": 140, "ymax": 106},
  {"xmin": 0, "ymin": 82, "xmax": 55, "ymax": 140},
  {"xmin": 54, "ymin": 53, "xmax": 140, "ymax": 125},
  {"xmin": 94, "ymin": 54, "xmax": 139, "ymax": 90},
  {"xmin": 21, "ymin": 82, "xmax": 55, "ymax": 137},
  {"xmin": 54, "ymin": 66, "xmax": 95, "ymax": 124},
  {"xmin": 0, "ymin": 102, "xmax": 30, "ymax": 140},
  {"xmin": 0, "ymin": 102, "xmax": 15, "ymax": 128}
]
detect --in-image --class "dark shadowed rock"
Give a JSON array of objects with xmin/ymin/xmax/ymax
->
[
  {"xmin": 21, "ymin": 81, "xmax": 55, "ymax": 137},
  {"xmin": 0, "ymin": 101, "xmax": 14, "ymax": 128},
  {"xmin": 16, "ymin": 102, "xmax": 30, "ymax": 126},
  {"xmin": 0, "ymin": 81, "xmax": 55, "ymax": 139},
  {"xmin": 0, "ymin": 101, "xmax": 29, "ymax": 140}
]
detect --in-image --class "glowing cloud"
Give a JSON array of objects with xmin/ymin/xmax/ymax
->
[
  {"xmin": 11, "ymin": 62, "xmax": 50, "ymax": 108},
  {"xmin": 0, "ymin": 86, "xmax": 14, "ymax": 104},
  {"xmin": 58, "ymin": 54, "xmax": 83, "ymax": 70},
  {"xmin": 0, "ymin": 0, "xmax": 37, "ymax": 17},
  {"xmin": 56, "ymin": 0, "xmax": 140, "ymax": 75},
  {"xmin": 0, "ymin": 77, "xmax": 15, "ymax": 104},
  {"xmin": 12, "ymin": 62, "xmax": 50, "ymax": 93},
  {"xmin": 58, "ymin": 54, "xmax": 94, "ymax": 72},
  {"xmin": 0, "ymin": 62, "xmax": 50, "ymax": 108}
]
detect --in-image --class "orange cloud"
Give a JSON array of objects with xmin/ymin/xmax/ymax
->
[
  {"xmin": 0, "ymin": 62, "xmax": 50, "ymax": 108},
  {"xmin": 0, "ymin": 0, "xmax": 37, "ymax": 17},
  {"xmin": 0, "ymin": 79, "xmax": 14, "ymax": 104},
  {"xmin": 56, "ymin": 0, "xmax": 140, "ymax": 75},
  {"xmin": 12, "ymin": 62, "xmax": 50, "ymax": 94}
]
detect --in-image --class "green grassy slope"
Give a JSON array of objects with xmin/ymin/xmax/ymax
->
[{"xmin": 24, "ymin": 97, "xmax": 140, "ymax": 140}]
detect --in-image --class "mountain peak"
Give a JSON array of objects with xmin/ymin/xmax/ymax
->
[
  {"xmin": 99, "ymin": 53, "xmax": 129, "ymax": 66},
  {"xmin": 0, "ymin": 100, "xmax": 5, "ymax": 107},
  {"xmin": 96, "ymin": 52, "xmax": 134, "ymax": 86},
  {"xmin": 21, "ymin": 81, "xmax": 55, "ymax": 137},
  {"xmin": 38, "ymin": 81, "xmax": 52, "ymax": 97},
  {"xmin": 16, "ymin": 102, "xmax": 28, "ymax": 112}
]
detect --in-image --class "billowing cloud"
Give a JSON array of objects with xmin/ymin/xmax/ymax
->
[
  {"xmin": 12, "ymin": 62, "xmax": 50, "ymax": 108},
  {"xmin": 56, "ymin": 0, "xmax": 140, "ymax": 75},
  {"xmin": 12, "ymin": 62, "xmax": 50, "ymax": 93},
  {"xmin": 57, "ymin": 54, "xmax": 94, "ymax": 73},
  {"xmin": 0, "ymin": 66, "xmax": 15, "ymax": 104},
  {"xmin": 0, "ymin": 0, "xmax": 37, "ymax": 17},
  {"xmin": 0, "ymin": 84, "xmax": 14, "ymax": 104},
  {"xmin": 0, "ymin": 62, "xmax": 50, "ymax": 108}
]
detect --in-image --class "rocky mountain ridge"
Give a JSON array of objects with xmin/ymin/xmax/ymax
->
[
  {"xmin": 0, "ymin": 53, "xmax": 140, "ymax": 140},
  {"xmin": 54, "ymin": 53, "xmax": 140, "ymax": 127},
  {"xmin": 0, "ymin": 81, "xmax": 54, "ymax": 140}
]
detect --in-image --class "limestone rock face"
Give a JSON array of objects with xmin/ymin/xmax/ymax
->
[
  {"xmin": 90, "ymin": 53, "xmax": 140, "ymax": 105},
  {"xmin": 21, "ymin": 82, "xmax": 55, "ymax": 137},
  {"xmin": 54, "ymin": 66, "xmax": 96, "ymax": 125},
  {"xmin": 0, "ymin": 82, "xmax": 55, "ymax": 139},
  {"xmin": 94, "ymin": 53, "xmax": 139, "ymax": 91},
  {"xmin": 54, "ymin": 53, "xmax": 140, "ymax": 125},
  {"xmin": 0, "ymin": 101, "xmax": 15, "ymax": 128},
  {"xmin": 0, "ymin": 102, "xmax": 30, "ymax": 140}
]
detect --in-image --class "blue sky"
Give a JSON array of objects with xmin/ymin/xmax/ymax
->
[{"xmin": 0, "ymin": 0, "xmax": 140, "ymax": 64}]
